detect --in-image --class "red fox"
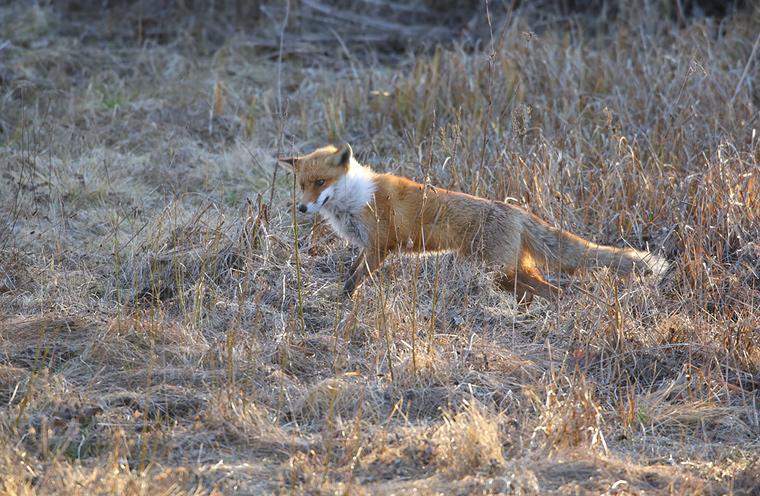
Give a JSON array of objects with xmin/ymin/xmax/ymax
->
[{"xmin": 279, "ymin": 144, "xmax": 667, "ymax": 305}]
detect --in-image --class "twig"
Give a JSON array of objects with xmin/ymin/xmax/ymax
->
[
  {"xmin": 330, "ymin": 28, "xmax": 359, "ymax": 80},
  {"xmin": 731, "ymin": 32, "xmax": 760, "ymax": 105},
  {"xmin": 276, "ymin": 0, "xmax": 290, "ymax": 118},
  {"xmin": 269, "ymin": 0, "xmax": 291, "ymax": 209},
  {"xmin": 302, "ymin": 0, "xmax": 432, "ymax": 36}
]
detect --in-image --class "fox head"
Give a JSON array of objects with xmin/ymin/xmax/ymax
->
[{"xmin": 278, "ymin": 144, "xmax": 353, "ymax": 214}]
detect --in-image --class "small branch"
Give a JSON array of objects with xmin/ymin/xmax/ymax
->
[{"xmin": 731, "ymin": 32, "xmax": 760, "ymax": 106}]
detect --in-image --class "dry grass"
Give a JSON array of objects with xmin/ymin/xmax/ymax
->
[{"xmin": 1, "ymin": 1, "xmax": 759, "ymax": 494}]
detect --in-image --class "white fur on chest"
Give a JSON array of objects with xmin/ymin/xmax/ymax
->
[{"xmin": 320, "ymin": 159, "xmax": 376, "ymax": 248}]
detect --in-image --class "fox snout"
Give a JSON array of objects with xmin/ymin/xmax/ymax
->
[{"xmin": 297, "ymin": 189, "xmax": 333, "ymax": 215}]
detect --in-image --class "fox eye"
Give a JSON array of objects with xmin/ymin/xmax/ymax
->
[{"xmin": 314, "ymin": 179, "xmax": 325, "ymax": 187}]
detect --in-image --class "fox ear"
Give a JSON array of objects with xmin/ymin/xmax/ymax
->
[
  {"xmin": 335, "ymin": 143, "xmax": 353, "ymax": 167},
  {"xmin": 277, "ymin": 157, "xmax": 298, "ymax": 172}
]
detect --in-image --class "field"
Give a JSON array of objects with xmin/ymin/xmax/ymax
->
[{"xmin": 1, "ymin": 1, "xmax": 759, "ymax": 494}]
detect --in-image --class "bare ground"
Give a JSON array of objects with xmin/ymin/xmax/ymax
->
[{"xmin": 1, "ymin": 1, "xmax": 759, "ymax": 494}]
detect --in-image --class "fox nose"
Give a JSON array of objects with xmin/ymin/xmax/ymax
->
[{"xmin": 298, "ymin": 204, "xmax": 307, "ymax": 213}]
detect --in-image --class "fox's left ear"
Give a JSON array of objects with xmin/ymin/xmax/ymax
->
[
  {"xmin": 336, "ymin": 143, "xmax": 353, "ymax": 167},
  {"xmin": 277, "ymin": 156, "xmax": 298, "ymax": 173}
]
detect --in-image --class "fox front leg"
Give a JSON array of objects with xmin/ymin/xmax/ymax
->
[{"xmin": 343, "ymin": 249, "xmax": 386, "ymax": 296}]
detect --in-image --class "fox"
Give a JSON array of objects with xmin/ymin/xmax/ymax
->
[{"xmin": 279, "ymin": 143, "xmax": 667, "ymax": 305}]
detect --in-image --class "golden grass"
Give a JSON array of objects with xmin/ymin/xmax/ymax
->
[{"xmin": 1, "ymin": 1, "xmax": 759, "ymax": 494}]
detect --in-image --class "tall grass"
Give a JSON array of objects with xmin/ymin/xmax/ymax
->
[{"xmin": 0, "ymin": 1, "xmax": 758, "ymax": 494}]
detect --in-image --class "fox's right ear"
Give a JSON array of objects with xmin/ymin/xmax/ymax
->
[
  {"xmin": 277, "ymin": 157, "xmax": 298, "ymax": 173},
  {"xmin": 336, "ymin": 143, "xmax": 353, "ymax": 167}
]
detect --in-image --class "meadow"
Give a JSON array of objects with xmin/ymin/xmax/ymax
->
[{"xmin": 1, "ymin": 1, "xmax": 759, "ymax": 494}]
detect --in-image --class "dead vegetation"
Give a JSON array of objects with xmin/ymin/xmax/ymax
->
[{"xmin": 1, "ymin": 1, "xmax": 759, "ymax": 494}]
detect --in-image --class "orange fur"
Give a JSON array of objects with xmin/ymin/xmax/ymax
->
[{"xmin": 279, "ymin": 144, "xmax": 667, "ymax": 304}]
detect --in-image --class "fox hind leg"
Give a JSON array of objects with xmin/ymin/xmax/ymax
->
[
  {"xmin": 495, "ymin": 271, "xmax": 535, "ymax": 307},
  {"xmin": 496, "ymin": 265, "xmax": 560, "ymax": 306},
  {"xmin": 518, "ymin": 266, "xmax": 560, "ymax": 300}
]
